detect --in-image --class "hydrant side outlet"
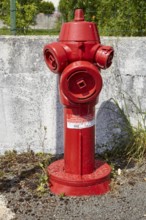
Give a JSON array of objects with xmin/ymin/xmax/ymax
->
[{"xmin": 43, "ymin": 8, "xmax": 114, "ymax": 196}]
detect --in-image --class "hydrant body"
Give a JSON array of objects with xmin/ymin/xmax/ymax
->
[{"xmin": 44, "ymin": 9, "xmax": 114, "ymax": 196}]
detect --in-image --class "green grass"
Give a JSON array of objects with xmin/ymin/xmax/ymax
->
[
  {"xmin": 25, "ymin": 29, "xmax": 59, "ymax": 35},
  {"xmin": 125, "ymin": 124, "xmax": 146, "ymax": 161},
  {"xmin": 123, "ymin": 96, "xmax": 146, "ymax": 162},
  {"xmin": 112, "ymin": 96, "xmax": 146, "ymax": 162},
  {"xmin": 0, "ymin": 28, "xmax": 59, "ymax": 35},
  {"xmin": 0, "ymin": 28, "xmax": 11, "ymax": 35}
]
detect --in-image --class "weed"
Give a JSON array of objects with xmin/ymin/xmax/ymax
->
[
  {"xmin": 112, "ymin": 95, "xmax": 146, "ymax": 162},
  {"xmin": 0, "ymin": 170, "xmax": 5, "ymax": 178},
  {"xmin": 0, "ymin": 150, "xmax": 53, "ymax": 193},
  {"xmin": 59, "ymin": 192, "xmax": 65, "ymax": 198},
  {"xmin": 42, "ymin": 126, "xmax": 47, "ymax": 153},
  {"xmin": 125, "ymin": 123, "xmax": 146, "ymax": 162},
  {"xmin": 98, "ymin": 95, "xmax": 146, "ymax": 190},
  {"xmin": 36, "ymin": 162, "xmax": 49, "ymax": 193}
]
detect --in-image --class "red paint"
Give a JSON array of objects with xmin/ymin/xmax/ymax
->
[
  {"xmin": 64, "ymin": 105, "xmax": 95, "ymax": 175},
  {"xmin": 48, "ymin": 160, "xmax": 111, "ymax": 196},
  {"xmin": 44, "ymin": 9, "xmax": 114, "ymax": 196}
]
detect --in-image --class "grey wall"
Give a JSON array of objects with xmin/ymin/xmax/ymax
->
[
  {"xmin": 33, "ymin": 12, "xmax": 60, "ymax": 30},
  {"xmin": 0, "ymin": 36, "xmax": 146, "ymax": 154}
]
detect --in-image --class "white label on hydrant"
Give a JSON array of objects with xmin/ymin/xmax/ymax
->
[{"xmin": 67, "ymin": 114, "xmax": 95, "ymax": 129}]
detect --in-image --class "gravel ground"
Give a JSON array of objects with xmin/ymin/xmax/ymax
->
[{"xmin": 0, "ymin": 151, "xmax": 146, "ymax": 220}]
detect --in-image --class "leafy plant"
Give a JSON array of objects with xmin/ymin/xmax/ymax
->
[
  {"xmin": 58, "ymin": 0, "xmax": 146, "ymax": 36},
  {"xmin": 16, "ymin": 2, "xmax": 38, "ymax": 33},
  {"xmin": 0, "ymin": 0, "xmax": 55, "ymax": 34},
  {"xmin": 39, "ymin": 1, "xmax": 55, "ymax": 14}
]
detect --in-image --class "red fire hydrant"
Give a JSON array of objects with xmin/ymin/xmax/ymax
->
[{"xmin": 44, "ymin": 9, "xmax": 114, "ymax": 196}]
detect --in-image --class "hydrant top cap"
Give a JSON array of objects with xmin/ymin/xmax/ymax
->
[
  {"xmin": 74, "ymin": 9, "xmax": 84, "ymax": 21},
  {"xmin": 59, "ymin": 8, "xmax": 100, "ymax": 42}
]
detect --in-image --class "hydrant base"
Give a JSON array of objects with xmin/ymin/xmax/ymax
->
[{"xmin": 48, "ymin": 159, "xmax": 111, "ymax": 196}]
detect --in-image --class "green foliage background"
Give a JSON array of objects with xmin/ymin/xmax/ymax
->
[
  {"xmin": 0, "ymin": 0, "xmax": 55, "ymax": 33},
  {"xmin": 58, "ymin": 0, "xmax": 146, "ymax": 36}
]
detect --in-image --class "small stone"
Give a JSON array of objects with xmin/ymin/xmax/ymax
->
[
  {"xmin": 128, "ymin": 181, "xmax": 135, "ymax": 186},
  {"xmin": 25, "ymin": 195, "xmax": 31, "ymax": 201},
  {"xmin": 10, "ymin": 188, "xmax": 16, "ymax": 193},
  {"xmin": 117, "ymin": 168, "xmax": 122, "ymax": 176},
  {"xmin": 19, "ymin": 198, "xmax": 24, "ymax": 202}
]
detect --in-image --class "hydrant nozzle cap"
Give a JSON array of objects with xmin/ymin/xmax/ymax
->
[{"xmin": 74, "ymin": 9, "xmax": 84, "ymax": 21}]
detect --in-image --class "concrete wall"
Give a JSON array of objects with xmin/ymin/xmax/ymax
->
[
  {"xmin": 0, "ymin": 36, "xmax": 146, "ymax": 154},
  {"xmin": 33, "ymin": 12, "xmax": 61, "ymax": 30}
]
